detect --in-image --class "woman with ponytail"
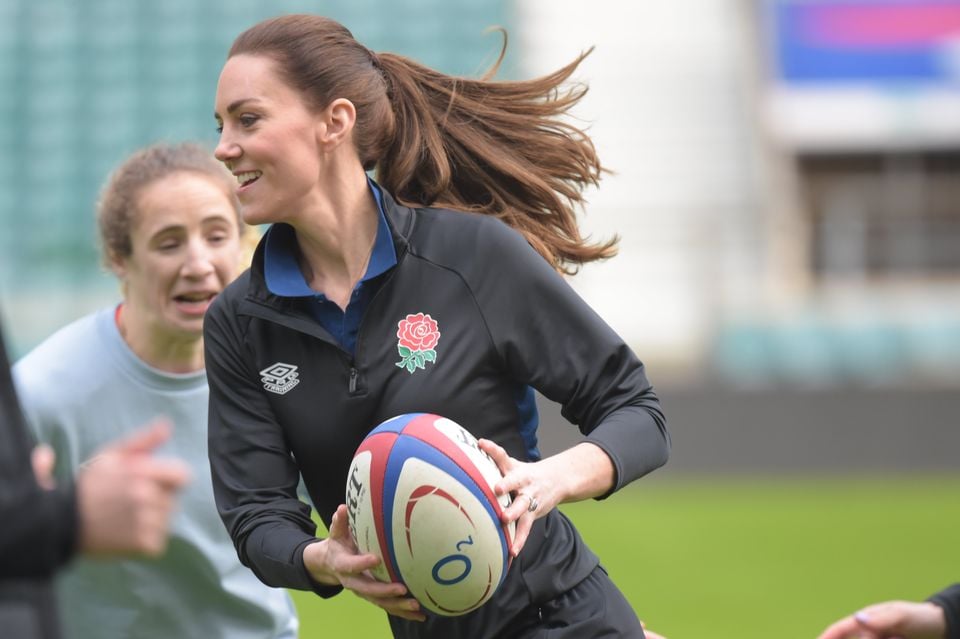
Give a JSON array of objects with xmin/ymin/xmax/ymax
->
[{"xmin": 207, "ymin": 14, "xmax": 669, "ymax": 639}]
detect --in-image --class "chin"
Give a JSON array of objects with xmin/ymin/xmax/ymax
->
[
  {"xmin": 240, "ymin": 205, "xmax": 276, "ymax": 227},
  {"xmin": 169, "ymin": 318, "xmax": 205, "ymax": 340}
]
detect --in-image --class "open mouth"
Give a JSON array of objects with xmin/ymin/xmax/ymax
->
[
  {"xmin": 174, "ymin": 292, "xmax": 217, "ymax": 306},
  {"xmin": 236, "ymin": 171, "xmax": 262, "ymax": 187}
]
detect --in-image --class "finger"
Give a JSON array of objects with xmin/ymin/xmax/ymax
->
[
  {"xmin": 358, "ymin": 594, "xmax": 425, "ymax": 622},
  {"xmin": 31, "ymin": 444, "xmax": 57, "ymax": 490},
  {"xmin": 109, "ymin": 419, "xmax": 173, "ymax": 456},
  {"xmin": 134, "ymin": 500, "xmax": 176, "ymax": 557},
  {"xmin": 505, "ymin": 490, "xmax": 541, "ymax": 524},
  {"xmin": 496, "ymin": 472, "xmax": 530, "ymax": 501},
  {"xmin": 478, "ymin": 439, "xmax": 514, "ymax": 493},
  {"xmin": 855, "ymin": 605, "xmax": 909, "ymax": 634},
  {"xmin": 381, "ymin": 598, "xmax": 426, "ymax": 622},
  {"xmin": 816, "ymin": 616, "xmax": 861, "ymax": 639},
  {"xmin": 329, "ymin": 504, "xmax": 352, "ymax": 540},
  {"xmin": 134, "ymin": 458, "xmax": 192, "ymax": 489},
  {"xmin": 341, "ymin": 573, "xmax": 407, "ymax": 598},
  {"xmin": 334, "ymin": 551, "xmax": 384, "ymax": 576},
  {"xmin": 511, "ymin": 513, "xmax": 534, "ymax": 557}
]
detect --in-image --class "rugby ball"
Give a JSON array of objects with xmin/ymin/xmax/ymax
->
[{"xmin": 345, "ymin": 413, "xmax": 515, "ymax": 616}]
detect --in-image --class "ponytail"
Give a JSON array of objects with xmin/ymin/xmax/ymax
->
[
  {"xmin": 228, "ymin": 15, "xmax": 617, "ymax": 273},
  {"xmin": 375, "ymin": 38, "xmax": 617, "ymax": 273}
]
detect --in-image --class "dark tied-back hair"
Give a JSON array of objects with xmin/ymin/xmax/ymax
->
[{"xmin": 229, "ymin": 14, "xmax": 617, "ymax": 273}]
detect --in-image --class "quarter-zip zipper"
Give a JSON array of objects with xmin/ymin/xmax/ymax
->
[
  {"xmin": 348, "ymin": 366, "xmax": 359, "ymax": 394},
  {"xmin": 343, "ymin": 252, "xmax": 405, "ymax": 396}
]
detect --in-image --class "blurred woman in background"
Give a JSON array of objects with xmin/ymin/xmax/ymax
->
[{"xmin": 13, "ymin": 142, "xmax": 298, "ymax": 639}]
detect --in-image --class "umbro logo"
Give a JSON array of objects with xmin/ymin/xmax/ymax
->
[{"xmin": 260, "ymin": 362, "xmax": 300, "ymax": 395}]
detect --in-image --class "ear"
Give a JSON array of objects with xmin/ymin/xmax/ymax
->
[
  {"xmin": 317, "ymin": 98, "xmax": 357, "ymax": 150},
  {"xmin": 108, "ymin": 251, "xmax": 128, "ymax": 279}
]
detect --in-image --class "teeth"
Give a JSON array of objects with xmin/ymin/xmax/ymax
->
[{"xmin": 236, "ymin": 171, "xmax": 261, "ymax": 185}]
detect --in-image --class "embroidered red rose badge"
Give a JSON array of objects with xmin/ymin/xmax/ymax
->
[{"xmin": 395, "ymin": 313, "xmax": 440, "ymax": 373}]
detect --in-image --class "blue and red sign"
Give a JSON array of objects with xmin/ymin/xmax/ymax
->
[{"xmin": 770, "ymin": 1, "xmax": 960, "ymax": 85}]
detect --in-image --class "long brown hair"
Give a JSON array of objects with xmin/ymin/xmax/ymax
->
[{"xmin": 228, "ymin": 14, "xmax": 617, "ymax": 273}]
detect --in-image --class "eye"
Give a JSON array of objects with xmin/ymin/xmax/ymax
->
[
  {"xmin": 207, "ymin": 227, "xmax": 234, "ymax": 244},
  {"xmin": 239, "ymin": 114, "xmax": 259, "ymax": 128}
]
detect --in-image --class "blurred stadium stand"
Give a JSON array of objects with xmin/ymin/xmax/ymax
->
[
  {"xmin": 0, "ymin": 0, "xmax": 510, "ymax": 354},
  {"xmin": 517, "ymin": 0, "xmax": 960, "ymax": 393}
]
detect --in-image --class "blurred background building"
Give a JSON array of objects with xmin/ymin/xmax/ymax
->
[{"xmin": 2, "ymin": 0, "xmax": 959, "ymax": 472}]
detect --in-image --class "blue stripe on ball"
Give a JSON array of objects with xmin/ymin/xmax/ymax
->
[{"xmin": 381, "ymin": 433, "xmax": 509, "ymax": 588}]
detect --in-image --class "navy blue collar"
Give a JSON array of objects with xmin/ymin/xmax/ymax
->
[{"xmin": 263, "ymin": 178, "xmax": 398, "ymax": 298}]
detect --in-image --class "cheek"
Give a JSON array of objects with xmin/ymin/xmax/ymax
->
[{"xmin": 214, "ymin": 247, "xmax": 244, "ymax": 280}]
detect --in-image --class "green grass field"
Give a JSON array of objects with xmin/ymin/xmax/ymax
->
[{"xmin": 289, "ymin": 475, "xmax": 960, "ymax": 638}]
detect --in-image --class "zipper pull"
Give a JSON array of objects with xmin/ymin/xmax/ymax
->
[{"xmin": 349, "ymin": 367, "xmax": 358, "ymax": 394}]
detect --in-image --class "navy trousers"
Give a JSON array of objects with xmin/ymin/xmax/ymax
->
[{"xmin": 390, "ymin": 565, "xmax": 646, "ymax": 639}]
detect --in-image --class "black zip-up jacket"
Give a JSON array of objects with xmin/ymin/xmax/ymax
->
[
  {"xmin": 205, "ymin": 191, "xmax": 669, "ymax": 637},
  {"xmin": 1, "ymin": 317, "xmax": 72, "ymax": 639},
  {"xmin": 931, "ymin": 584, "xmax": 960, "ymax": 639}
]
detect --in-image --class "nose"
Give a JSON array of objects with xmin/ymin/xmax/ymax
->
[
  {"xmin": 181, "ymin": 238, "xmax": 217, "ymax": 279},
  {"xmin": 214, "ymin": 131, "xmax": 240, "ymax": 165}
]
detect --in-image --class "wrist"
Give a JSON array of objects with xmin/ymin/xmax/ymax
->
[
  {"xmin": 555, "ymin": 442, "xmax": 615, "ymax": 503},
  {"xmin": 920, "ymin": 601, "xmax": 947, "ymax": 637},
  {"xmin": 303, "ymin": 539, "xmax": 340, "ymax": 586}
]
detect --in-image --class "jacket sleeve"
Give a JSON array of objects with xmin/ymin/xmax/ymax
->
[
  {"xmin": 0, "ymin": 323, "xmax": 78, "ymax": 578},
  {"xmin": 465, "ymin": 218, "xmax": 669, "ymax": 495},
  {"xmin": 204, "ymin": 293, "xmax": 340, "ymax": 596},
  {"xmin": 0, "ymin": 483, "xmax": 78, "ymax": 579},
  {"xmin": 929, "ymin": 584, "xmax": 960, "ymax": 639}
]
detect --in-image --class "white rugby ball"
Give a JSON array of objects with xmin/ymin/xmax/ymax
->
[{"xmin": 345, "ymin": 413, "xmax": 515, "ymax": 616}]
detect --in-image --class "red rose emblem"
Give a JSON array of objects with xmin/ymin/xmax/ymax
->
[
  {"xmin": 397, "ymin": 313, "xmax": 440, "ymax": 351},
  {"xmin": 395, "ymin": 313, "xmax": 440, "ymax": 373}
]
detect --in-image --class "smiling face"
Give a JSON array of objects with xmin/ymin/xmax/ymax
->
[
  {"xmin": 113, "ymin": 171, "xmax": 242, "ymax": 345},
  {"xmin": 214, "ymin": 54, "xmax": 325, "ymax": 226}
]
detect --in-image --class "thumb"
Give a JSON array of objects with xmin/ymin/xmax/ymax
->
[
  {"xmin": 31, "ymin": 444, "xmax": 57, "ymax": 490},
  {"xmin": 107, "ymin": 419, "xmax": 173, "ymax": 456},
  {"xmin": 855, "ymin": 605, "xmax": 904, "ymax": 633},
  {"xmin": 329, "ymin": 504, "xmax": 350, "ymax": 540}
]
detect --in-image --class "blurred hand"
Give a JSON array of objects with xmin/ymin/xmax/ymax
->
[
  {"xmin": 31, "ymin": 443, "xmax": 57, "ymax": 490},
  {"xmin": 817, "ymin": 600, "xmax": 946, "ymax": 639},
  {"xmin": 642, "ymin": 620, "xmax": 668, "ymax": 639},
  {"xmin": 303, "ymin": 504, "xmax": 425, "ymax": 622},
  {"xmin": 76, "ymin": 420, "xmax": 191, "ymax": 557}
]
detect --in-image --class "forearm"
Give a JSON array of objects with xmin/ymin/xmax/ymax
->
[{"xmin": 542, "ymin": 441, "xmax": 616, "ymax": 503}]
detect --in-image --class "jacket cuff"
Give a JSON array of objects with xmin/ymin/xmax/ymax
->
[
  {"xmin": 296, "ymin": 540, "xmax": 344, "ymax": 599},
  {"xmin": 928, "ymin": 584, "xmax": 960, "ymax": 639},
  {"xmin": 585, "ymin": 404, "xmax": 669, "ymax": 499}
]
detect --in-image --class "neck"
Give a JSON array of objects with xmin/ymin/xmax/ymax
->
[
  {"xmin": 293, "ymin": 168, "xmax": 379, "ymax": 309},
  {"xmin": 116, "ymin": 303, "xmax": 205, "ymax": 374}
]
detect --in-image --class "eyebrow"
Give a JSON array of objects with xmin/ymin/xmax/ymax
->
[
  {"xmin": 214, "ymin": 98, "xmax": 261, "ymax": 119},
  {"xmin": 149, "ymin": 215, "xmax": 235, "ymax": 239}
]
